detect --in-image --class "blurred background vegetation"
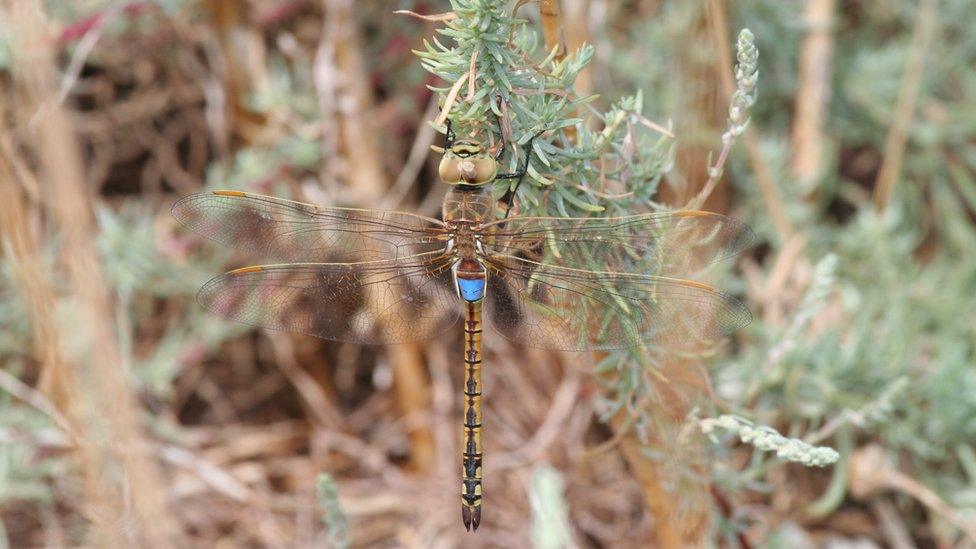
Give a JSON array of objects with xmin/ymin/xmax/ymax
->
[{"xmin": 1, "ymin": 0, "xmax": 974, "ymax": 547}]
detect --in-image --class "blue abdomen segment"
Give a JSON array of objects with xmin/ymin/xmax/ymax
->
[{"xmin": 457, "ymin": 277, "xmax": 486, "ymax": 302}]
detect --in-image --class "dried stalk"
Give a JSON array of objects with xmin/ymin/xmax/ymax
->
[
  {"xmin": 383, "ymin": 95, "xmax": 441, "ymax": 209},
  {"xmin": 314, "ymin": 1, "xmax": 341, "ymax": 202},
  {"xmin": 3, "ymin": 1, "xmax": 177, "ymax": 546},
  {"xmin": 873, "ymin": 0, "xmax": 939, "ymax": 211},
  {"xmin": 323, "ymin": 0, "xmax": 387, "ymax": 201},
  {"xmin": 436, "ymin": 72, "xmax": 470, "ymax": 127},
  {"xmin": 561, "ymin": 0, "xmax": 592, "ymax": 97},
  {"xmin": 870, "ymin": 498, "xmax": 916, "ymax": 549},
  {"xmin": 268, "ymin": 334, "xmax": 343, "ymax": 426},
  {"xmin": 539, "ymin": 0, "xmax": 567, "ymax": 61},
  {"xmin": 537, "ymin": 0, "xmax": 580, "ymax": 143},
  {"xmin": 204, "ymin": 0, "xmax": 266, "ymax": 144},
  {"xmin": 850, "ymin": 444, "xmax": 976, "ymax": 543},
  {"xmin": 610, "ymin": 413, "xmax": 681, "ymax": 549},
  {"xmin": 746, "ymin": 132, "xmax": 794, "ymax": 234},
  {"xmin": 0, "ymin": 145, "xmax": 71, "ymax": 412},
  {"xmin": 393, "ymin": 10, "xmax": 457, "ymax": 23},
  {"xmin": 389, "ymin": 347, "xmax": 436, "ymax": 472},
  {"xmin": 791, "ymin": 0, "xmax": 836, "ymax": 189},
  {"xmin": 596, "ymin": 8, "xmax": 721, "ymax": 546},
  {"xmin": 322, "ymin": 0, "xmax": 435, "ymax": 472}
]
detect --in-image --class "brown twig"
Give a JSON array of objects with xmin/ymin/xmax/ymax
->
[
  {"xmin": 791, "ymin": 0, "xmax": 836, "ymax": 189},
  {"xmin": 510, "ymin": 87, "xmax": 572, "ymax": 97},
  {"xmin": 538, "ymin": 0, "xmax": 567, "ymax": 61},
  {"xmin": 435, "ymin": 72, "xmax": 469, "ymax": 127},
  {"xmin": 3, "ymin": 1, "xmax": 178, "ymax": 545},
  {"xmin": 267, "ymin": 334, "xmax": 342, "ymax": 427},
  {"xmin": 657, "ymin": 5, "xmax": 723, "ymax": 209},
  {"xmin": 313, "ymin": 3, "xmax": 341, "ymax": 202},
  {"xmin": 204, "ymin": 0, "xmax": 267, "ymax": 145},
  {"xmin": 612, "ymin": 413, "xmax": 683, "ymax": 549},
  {"xmin": 686, "ymin": 126, "xmax": 737, "ymax": 210},
  {"xmin": 850, "ymin": 444, "xmax": 976, "ymax": 543},
  {"xmin": 322, "ymin": 0, "xmax": 387, "ymax": 200},
  {"xmin": 870, "ymin": 498, "xmax": 916, "ymax": 549},
  {"xmin": 492, "ymin": 361, "xmax": 580, "ymax": 469},
  {"xmin": 389, "ymin": 345, "xmax": 436, "ymax": 472},
  {"xmin": 761, "ymin": 233, "xmax": 809, "ymax": 326},
  {"xmin": 635, "ymin": 113, "xmax": 675, "ymax": 138},
  {"xmin": 0, "ymin": 368, "xmax": 72, "ymax": 435},
  {"xmin": 0, "ymin": 140, "xmax": 71, "ymax": 412},
  {"xmin": 561, "ymin": 0, "xmax": 592, "ymax": 97},
  {"xmin": 873, "ymin": 0, "xmax": 939, "ymax": 211},
  {"xmin": 322, "ymin": 0, "xmax": 436, "ymax": 473},
  {"xmin": 466, "ymin": 47, "xmax": 480, "ymax": 101},
  {"xmin": 383, "ymin": 95, "xmax": 441, "ymax": 209},
  {"xmin": 53, "ymin": 3, "xmax": 126, "ymax": 112},
  {"xmin": 393, "ymin": 9, "xmax": 457, "ymax": 23},
  {"xmin": 537, "ymin": 0, "xmax": 579, "ymax": 145}
]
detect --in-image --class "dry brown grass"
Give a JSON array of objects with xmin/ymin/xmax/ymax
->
[{"xmin": 2, "ymin": 1, "xmax": 177, "ymax": 546}]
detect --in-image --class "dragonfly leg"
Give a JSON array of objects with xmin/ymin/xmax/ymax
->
[
  {"xmin": 490, "ymin": 107, "xmax": 509, "ymax": 161},
  {"xmin": 496, "ymin": 131, "xmax": 542, "ymax": 218},
  {"xmin": 445, "ymin": 118, "xmax": 456, "ymax": 148}
]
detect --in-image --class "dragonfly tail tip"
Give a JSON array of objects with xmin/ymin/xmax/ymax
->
[{"xmin": 461, "ymin": 505, "xmax": 481, "ymax": 531}]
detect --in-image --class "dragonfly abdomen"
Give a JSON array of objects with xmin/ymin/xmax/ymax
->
[
  {"xmin": 460, "ymin": 297, "xmax": 484, "ymax": 531},
  {"xmin": 454, "ymin": 258, "xmax": 487, "ymax": 303}
]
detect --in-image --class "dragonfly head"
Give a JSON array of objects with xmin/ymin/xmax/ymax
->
[{"xmin": 438, "ymin": 140, "xmax": 497, "ymax": 186}]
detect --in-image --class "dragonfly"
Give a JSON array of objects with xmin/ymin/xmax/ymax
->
[{"xmin": 171, "ymin": 125, "xmax": 753, "ymax": 531}]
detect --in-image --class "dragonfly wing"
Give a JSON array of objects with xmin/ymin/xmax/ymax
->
[
  {"xmin": 484, "ymin": 256, "xmax": 751, "ymax": 351},
  {"xmin": 480, "ymin": 211, "xmax": 753, "ymax": 277},
  {"xmin": 198, "ymin": 254, "xmax": 460, "ymax": 344},
  {"xmin": 172, "ymin": 190, "xmax": 449, "ymax": 263}
]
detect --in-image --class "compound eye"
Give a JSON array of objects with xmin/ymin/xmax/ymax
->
[
  {"xmin": 471, "ymin": 157, "xmax": 497, "ymax": 184},
  {"xmin": 438, "ymin": 156, "xmax": 462, "ymax": 183}
]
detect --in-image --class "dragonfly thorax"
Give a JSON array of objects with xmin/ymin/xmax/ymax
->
[{"xmin": 442, "ymin": 185, "xmax": 494, "ymax": 225}]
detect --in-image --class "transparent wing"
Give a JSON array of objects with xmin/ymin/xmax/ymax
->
[
  {"xmin": 480, "ymin": 211, "xmax": 754, "ymax": 277},
  {"xmin": 172, "ymin": 190, "xmax": 449, "ymax": 263},
  {"xmin": 197, "ymin": 253, "xmax": 460, "ymax": 344},
  {"xmin": 485, "ymin": 256, "xmax": 751, "ymax": 351}
]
